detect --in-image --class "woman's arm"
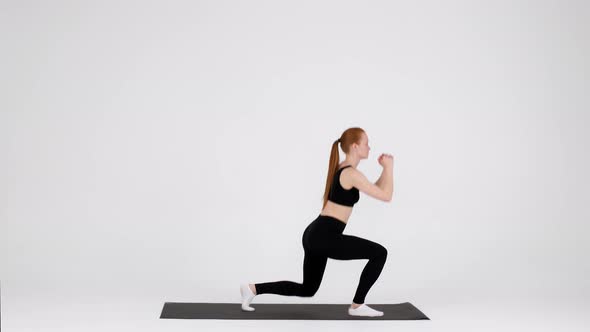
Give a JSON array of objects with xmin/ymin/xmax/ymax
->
[{"xmin": 375, "ymin": 166, "xmax": 394, "ymax": 200}]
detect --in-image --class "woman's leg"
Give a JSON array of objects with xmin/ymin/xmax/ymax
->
[
  {"xmin": 254, "ymin": 251, "xmax": 328, "ymax": 297},
  {"xmin": 319, "ymin": 234, "xmax": 388, "ymax": 305}
]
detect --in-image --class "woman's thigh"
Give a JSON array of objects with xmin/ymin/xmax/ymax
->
[
  {"xmin": 314, "ymin": 234, "xmax": 387, "ymax": 261},
  {"xmin": 302, "ymin": 252, "xmax": 328, "ymax": 289}
]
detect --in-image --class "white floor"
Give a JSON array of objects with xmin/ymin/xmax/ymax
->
[{"xmin": 3, "ymin": 292, "xmax": 589, "ymax": 332}]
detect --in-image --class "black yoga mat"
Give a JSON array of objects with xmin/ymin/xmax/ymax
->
[{"xmin": 160, "ymin": 302, "xmax": 429, "ymax": 320}]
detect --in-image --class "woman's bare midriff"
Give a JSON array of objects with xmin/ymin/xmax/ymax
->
[{"xmin": 320, "ymin": 201, "xmax": 353, "ymax": 225}]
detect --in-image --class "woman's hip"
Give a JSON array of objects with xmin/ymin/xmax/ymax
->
[{"xmin": 302, "ymin": 214, "xmax": 346, "ymax": 249}]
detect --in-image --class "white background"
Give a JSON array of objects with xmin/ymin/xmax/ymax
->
[{"xmin": 1, "ymin": 0, "xmax": 589, "ymax": 331}]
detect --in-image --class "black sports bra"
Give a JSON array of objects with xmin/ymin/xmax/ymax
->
[{"xmin": 328, "ymin": 165, "xmax": 360, "ymax": 207}]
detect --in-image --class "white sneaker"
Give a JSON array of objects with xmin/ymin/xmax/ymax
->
[
  {"xmin": 240, "ymin": 283, "xmax": 256, "ymax": 311},
  {"xmin": 348, "ymin": 303, "xmax": 384, "ymax": 317}
]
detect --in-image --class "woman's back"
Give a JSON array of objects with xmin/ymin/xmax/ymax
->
[{"xmin": 320, "ymin": 163, "xmax": 357, "ymax": 224}]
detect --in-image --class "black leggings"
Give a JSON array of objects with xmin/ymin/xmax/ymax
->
[{"xmin": 254, "ymin": 214, "xmax": 388, "ymax": 304}]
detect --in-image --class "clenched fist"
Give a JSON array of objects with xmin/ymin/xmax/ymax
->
[{"xmin": 378, "ymin": 153, "xmax": 394, "ymax": 168}]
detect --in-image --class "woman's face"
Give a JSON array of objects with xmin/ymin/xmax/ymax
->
[{"xmin": 357, "ymin": 134, "xmax": 370, "ymax": 159}]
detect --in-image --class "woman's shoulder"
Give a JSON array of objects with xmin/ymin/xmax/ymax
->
[{"xmin": 338, "ymin": 165, "xmax": 361, "ymax": 189}]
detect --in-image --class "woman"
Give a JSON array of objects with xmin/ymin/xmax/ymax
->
[{"xmin": 240, "ymin": 127, "xmax": 394, "ymax": 317}]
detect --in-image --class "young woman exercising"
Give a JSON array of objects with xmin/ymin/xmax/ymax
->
[{"xmin": 240, "ymin": 127, "xmax": 394, "ymax": 317}]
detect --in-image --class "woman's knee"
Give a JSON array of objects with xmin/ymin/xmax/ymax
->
[
  {"xmin": 374, "ymin": 244, "xmax": 388, "ymax": 259},
  {"xmin": 300, "ymin": 284, "xmax": 320, "ymax": 297}
]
